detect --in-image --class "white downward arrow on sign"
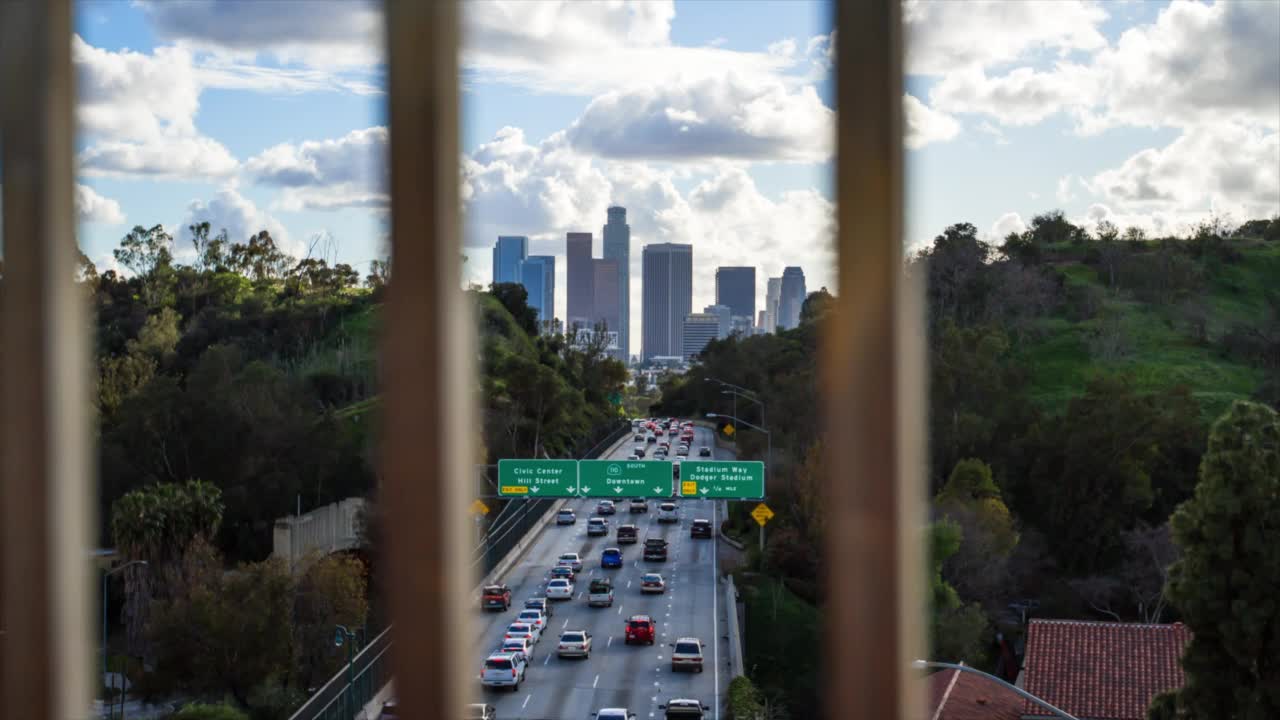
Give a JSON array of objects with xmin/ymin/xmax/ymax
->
[
  {"xmin": 580, "ymin": 486, "xmax": 591, "ymax": 494},
  {"xmin": 614, "ymin": 487, "xmax": 623, "ymax": 494},
  {"xmin": 700, "ymin": 488, "xmax": 709, "ymax": 495},
  {"xmin": 653, "ymin": 486, "xmax": 663, "ymax": 494},
  {"xmin": 530, "ymin": 486, "xmax": 540, "ymax": 493}
]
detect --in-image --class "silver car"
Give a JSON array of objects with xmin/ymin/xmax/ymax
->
[{"xmin": 557, "ymin": 629, "xmax": 593, "ymax": 658}]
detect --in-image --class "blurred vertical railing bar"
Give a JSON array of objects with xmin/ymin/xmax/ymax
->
[
  {"xmin": 824, "ymin": 1, "xmax": 925, "ymax": 719},
  {"xmin": 382, "ymin": 2, "xmax": 472, "ymax": 719},
  {"xmin": 0, "ymin": 1, "xmax": 95, "ymax": 719}
]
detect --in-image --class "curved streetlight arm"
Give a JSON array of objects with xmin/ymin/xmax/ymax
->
[
  {"xmin": 911, "ymin": 660, "xmax": 1081, "ymax": 720},
  {"xmin": 106, "ymin": 559, "xmax": 148, "ymax": 578},
  {"xmin": 720, "ymin": 389, "xmax": 764, "ymax": 411},
  {"xmin": 704, "ymin": 377, "xmax": 759, "ymax": 398},
  {"xmin": 706, "ymin": 413, "xmax": 769, "ymax": 436}
]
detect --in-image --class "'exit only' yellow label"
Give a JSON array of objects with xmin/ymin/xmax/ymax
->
[
  {"xmin": 500, "ymin": 486, "xmax": 529, "ymax": 495},
  {"xmin": 682, "ymin": 481, "xmax": 697, "ymax": 495}
]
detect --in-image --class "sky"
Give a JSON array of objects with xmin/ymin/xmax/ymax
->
[{"xmin": 70, "ymin": 0, "xmax": 1279, "ymax": 343}]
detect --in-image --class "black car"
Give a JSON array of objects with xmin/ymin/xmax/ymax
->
[
  {"xmin": 690, "ymin": 519, "xmax": 712, "ymax": 539},
  {"xmin": 616, "ymin": 524, "xmax": 639, "ymax": 544},
  {"xmin": 643, "ymin": 537, "xmax": 669, "ymax": 561}
]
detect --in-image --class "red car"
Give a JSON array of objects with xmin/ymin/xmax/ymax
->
[
  {"xmin": 481, "ymin": 584, "xmax": 512, "ymax": 611},
  {"xmin": 624, "ymin": 615, "xmax": 656, "ymax": 645}
]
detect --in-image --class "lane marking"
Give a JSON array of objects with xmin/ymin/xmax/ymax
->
[
  {"xmin": 607, "ymin": 636, "xmax": 613, "ymax": 648},
  {"xmin": 593, "ymin": 674, "xmax": 600, "ymax": 689},
  {"xmin": 522, "ymin": 694, "xmax": 531, "ymax": 709}
]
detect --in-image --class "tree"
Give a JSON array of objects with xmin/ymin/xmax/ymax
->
[
  {"xmin": 229, "ymin": 231, "xmax": 292, "ymax": 282},
  {"xmin": 189, "ymin": 222, "xmax": 229, "ymax": 272},
  {"xmin": 489, "ymin": 281, "xmax": 539, "ymax": 336},
  {"xmin": 293, "ymin": 554, "xmax": 369, "ymax": 689},
  {"xmin": 929, "ymin": 519, "xmax": 991, "ymax": 663},
  {"xmin": 935, "ymin": 459, "xmax": 1019, "ymax": 608},
  {"xmin": 1070, "ymin": 523, "xmax": 1179, "ymax": 624},
  {"xmin": 798, "ymin": 288, "xmax": 833, "ymax": 326},
  {"xmin": 1162, "ymin": 401, "xmax": 1280, "ymax": 718},
  {"xmin": 115, "ymin": 224, "xmax": 174, "ymax": 278}
]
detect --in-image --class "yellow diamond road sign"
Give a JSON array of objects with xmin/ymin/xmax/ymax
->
[
  {"xmin": 469, "ymin": 499, "xmax": 490, "ymax": 516},
  {"xmin": 724, "ymin": 424, "xmax": 736, "ymax": 436},
  {"xmin": 751, "ymin": 502, "xmax": 774, "ymax": 526}
]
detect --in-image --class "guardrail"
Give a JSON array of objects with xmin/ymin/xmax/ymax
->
[{"xmin": 723, "ymin": 574, "xmax": 745, "ymax": 680}]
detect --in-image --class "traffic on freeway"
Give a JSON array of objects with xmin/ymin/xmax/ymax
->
[{"xmin": 467, "ymin": 420, "xmax": 731, "ymax": 720}]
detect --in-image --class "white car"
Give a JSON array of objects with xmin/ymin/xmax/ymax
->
[
  {"xmin": 557, "ymin": 552, "xmax": 583, "ymax": 571},
  {"xmin": 556, "ymin": 508, "xmax": 577, "ymax": 525},
  {"xmin": 505, "ymin": 621, "xmax": 541, "ymax": 645},
  {"xmin": 545, "ymin": 578, "xmax": 574, "ymax": 600},
  {"xmin": 640, "ymin": 572, "xmax": 666, "ymax": 594},
  {"xmin": 670, "ymin": 637, "xmax": 704, "ymax": 673},
  {"xmin": 595, "ymin": 709, "xmax": 637, "ymax": 720},
  {"xmin": 480, "ymin": 652, "xmax": 526, "ymax": 691},
  {"xmin": 516, "ymin": 608, "xmax": 546, "ymax": 633},
  {"xmin": 557, "ymin": 629, "xmax": 592, "ymax": 658},
  {"xmin": 657, "ymin": 502, "xmax": 678, "ymax": 523},
  {"xmin": 500, "ymin": 636, "xmax": 534, "ymax": 661}
]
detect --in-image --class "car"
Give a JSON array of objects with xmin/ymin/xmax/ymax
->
[
  {"xmin": 601, "ymin": 547, "xmax": 623, "ymax": 568},
  {"xmin": 545, "ymin": 578, "xmax": 574, "ymax": 600},
  {"xmin": 676, "ymin": 446, "xmax": 689, "ymax": 457},
  {"xmin": 480, "ymin": 584, "xmax": 512, "ymax": 611},
  {"xmin": 654, "ymin": 450, "xmax": 668, "ymax": 459},
  {"xmin": 633, "ymin": 445, "xmax": 646, "ymax": 457},
  {"xmin": 588, "ymin": 577, "xmax": 615, "ymax": 607},
  {"xmin": 690, "ymin": 519, "xmax": 712, "ymax": 539},
  {"xmin": 596, "ymin": 499, "xmax": 616, "ymax": 515},
  {"xmin": 558, "ymin": 629, "xmax": 593, "ymax": 658},
  {"xmin": 500, "ymin": 636, "xmax": 534, "ymax": 661},
  {"xmin": 670, "ymin": 638, "xmax": 704, "ymax": 672},
  {"xmin": 379, "ymin": 700, "xmax": 398, "ymax": 720},
  {"xmin": 550, "ymin": 565, "xmax": 575, "ymax": 582},
  {"xmin": 655, "ymin": 429, "xmax": 665, "ymax": 437},
  {"xmin": 516, "ymin": 608, "xmax": 547, "ymax": 633},
  {"xmin": 640, "ymin": 572, "xmax": 666, "ymax": 594},
  {"xmin": 624, "ymin": 615, "xmax": 656, "ymax": 645},
  {"xmin": 698, "ymin": 446, "xmax": 712, "ymax": 457},
  {"xmin": 628, "ymin": 498, "xmax": 648, "ymax": 513},
  {"xmin": 558, "ymin": 552, "xmax": 583, "ymax": 571},
  {"xmin": 643, "ymin": 537, "xmax": 669, "ymax": 561},
  {"xmin": 628, "ymin": 453, "xmax": 641, "ymax": 460},
  {"xmin": 524, "ymin": 596, "xmax": 553, "ymax": 617},
  {"xmin": 616, "ymin": 524, "xmax": 639, "ymax": 544},
  {"xmin": 556, "ymin": 508, "xmax": 577, "ymax": 525},
  {"xmin": 479, "ymin": 652, "xmax": 526, "ymax": 691},
  {"xmin": 462, "ymin": 703, "xmax": 497, "ymax": 720},
  {"xmin": 658, "ymin": 441, "xmax": 670, "ymax": 450},
  {"xmin": 657, "ymin": 502, "xmax": 679, "ymax": 523},
  {"xmin": 587, "ymin": 517, "xmax": 608, "ymax": 536},
  {"xmin": 594, "ymin": 710, "xmax": 637, "ymax": 720},
  {"xmin": 505, "ymin": 621, "xmax": 541, "ymax": 645},
  {"xmin": 633, "ymin": 433, "xmax": 646, "ymax": 442},
  {"xmin": 646, "ymin": 435, "xmax": 657, "ymax": 444},
  {"xmin": 658, "ymin": 700, "xmax": 711, "ymax": 719}
]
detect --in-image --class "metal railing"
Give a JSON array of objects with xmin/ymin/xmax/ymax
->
[{"xmin": 287, "ymin": 627, "xmax": 393, "ymax": 720}]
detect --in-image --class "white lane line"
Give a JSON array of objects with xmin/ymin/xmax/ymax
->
[
  {"xmin": 617, "ymin": 604, "xmax": 624, "ymax": 615},
  {"xmin": 543, "ymin": 653, "xmax": 550, "ymax": 665},
  {"xmin": 522, "ymin": 693, "xmax": 532, "ymax": 709},
  {"xmin": 593, "ymin": 674, "xmax": 600, "ymax": 688},
  {"xmin": 607, "ymin": 636, "xmax": 613, "ymax": 648},
  {"xmin": 562, "ymin": 618, "xmax": 569, "ymax": 629}
]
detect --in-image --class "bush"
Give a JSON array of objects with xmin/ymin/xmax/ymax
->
[
  {"xmin": 727, "ymin": 675, "xmax": 765, "ymax": 719},
  {"xmin": 171, "ymin": 702, "xmax": 249, "ymax": 720}
]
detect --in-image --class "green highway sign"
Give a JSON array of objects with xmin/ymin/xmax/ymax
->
[
  {"xmin": 497, "ymin": 459, "xmax": 579, "ymax": 497},
  {"xmin": 579, "ymin": 459, "xmax": 673, "ymax": 497},
  {"xmin": 679, "ymin": 460, "xmax": 765, "ymax": 499}
]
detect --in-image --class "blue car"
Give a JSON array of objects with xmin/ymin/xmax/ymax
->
[{"xmin": 601, "ymin": 547, "xmax": 623, "ymax": 569}]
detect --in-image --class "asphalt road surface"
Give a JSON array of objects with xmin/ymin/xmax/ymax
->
[{"xmin": 468, "ymin": 423, "xmax": 732, "ymax": 720}]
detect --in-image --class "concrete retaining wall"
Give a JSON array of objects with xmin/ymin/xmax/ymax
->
[{"xmin": 724, "ymin": 574, "xmax": 745, "ymax": 680}]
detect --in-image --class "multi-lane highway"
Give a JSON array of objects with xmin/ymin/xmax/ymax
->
[{"xmin": 469, "ymin": 423, "xmax": 732, "ymax": 719}]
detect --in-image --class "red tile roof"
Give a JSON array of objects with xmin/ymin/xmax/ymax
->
[
  {"xmin": 1021, "ymin": 619, "xmax": 1191, "ymax": 720},
  {"xmin": 925, "ymin": 668, "xmax": 1023, "ymax": 720}
]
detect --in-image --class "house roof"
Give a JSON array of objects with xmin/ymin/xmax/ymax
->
[
  {"xmin": 1020, "ymin": 619, "xmax": 1191, "ymax": 720},
  {"xmin": 924, "ymin": 667, "xmax": 1023, "ymax": 720}
]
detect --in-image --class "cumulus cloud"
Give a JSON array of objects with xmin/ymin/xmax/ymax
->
[
  {"xmin": 79, "ymin": 136, "xmax": 239, "ymax": 180},
  {"xmin": 180, "ymin": 188, "xmax": 298, "ymax": 255},
  {"xmin": 140, "ymin": 0, "xmax": 384, "ymax": 70},
  {"xmin": 246, "ymin": 127, "xmax": 389, "ymax": 210},
  {"xmin": 75, "ymin": 184, "xmax": 127, "ymax": 225},
  {"xmin": 991, "ymin": 211, "xmax": 1028, "ymax": 239},
  {"xmin": 903, "ymin": 93, "xmax": 960, "ymax": 150},
  {"xmin": 1056, "ymin": 175, "xmax": 1079, "ymax": 203},
  {"xmin": 930, "ymin": 64, "xmax": 1096, "ymax": 126},
  {"xmin": 904, "ymin": 0, "xmax": 1108, "ymax": 76},
  {"xmin": 565, "ymin": 75, "xmax": 833, "ymax": 162}
]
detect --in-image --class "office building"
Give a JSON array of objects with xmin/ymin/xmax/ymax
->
[
  {"xmin": 566, "ymin": 232, "xmax": 594, "ymax": 329},
  {"xmin": 593, "ymin": 258, "xmax": 621, "ymax": 359},
  {"xmin": 602, "ymin": 206, "xmax": 631, "ymax": 363},
  {"xmin": 518, "ymin": 255, "xmax": 555, "ymax": 331},
  {"xmin": 777, "ymin": 266, "xmax": 807, "ymax": 330},
  {"xmin": 682, "ymin": 313, "xmax": 721, "ymax": 360},
  {"xmin": 641, "ymin": 243, "xmax": 693, "ymax": 360},
  {"xmin": 492, "ymin": 235, "xmax": 528, "ymax": 285},
  {"xmin": 730, "ymin": 314, "xmax": 753, "ymax": 337},
  {"xmin": 765, "ymin": 277, "xmax": 782, "ymax": 333},
  {"xmin": 756, "ymin": 310, "xmax": 768, "ymax": 333},
  {"xmin": 715, "ymin": 266, "xmax": 756, "ymax": 322},
  {"xmin": 704, "ymin": 304, "xmax": 732, "ymax": 339}
]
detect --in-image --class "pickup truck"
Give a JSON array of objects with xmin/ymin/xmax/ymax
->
[
  {"xmin": 587, "ymin": 577, "xmax": 614, "ymax": 607},
  {"xmin": 643, "ymin": 537, "xmax": 669, "ymax": 562}
]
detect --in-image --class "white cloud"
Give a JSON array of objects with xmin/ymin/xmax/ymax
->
[
  {"xmin": 140, "ymin": 0, "xmax": 384, "ymax": 70},
  {"xmin": 904, "ymin": 0, "xmax": 1108, "ymax": 76},
  {"xmin": 79, "ymin": 136, "xmax": 239, "ymax": 180},
  {"xmin": 767, "ymin": 38, "xmax": 797, "ymax": 59},
  {"xmin": 930, "ymin": 64, "xmax": 1096, "ymax": 127},
  {"xmin": 805, "ymin": 30, "xmax": 835, "ymax": 73},
  {"xmin": 246, "ymin": 127, "xmax": 389, "ymax": 211},
  {"xmin": 903, "ymin": 93, "xmax": 960, "ymax": 150},
  {"xmin": 1056, "ymin": 175, "xmax": 1079, "ymax": 203},
  {"xmin": 991, "ymin": 211, "xmax": 1028, "ymax": 239},
  {"xmin": 565, "ymin": 74, "xmax": 834, "ymax": 162},
  {"xmin": 75, "ymin": 184, "xmax": 126, "ymax": 225},
  {"xmin": 180, "ymin": 188, "xmax": 298, "ymax": 255}
]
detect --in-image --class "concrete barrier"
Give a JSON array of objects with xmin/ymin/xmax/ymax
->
[{"xmin": 723, "ymin": 574, "xmax": 745, "ymax": 679}]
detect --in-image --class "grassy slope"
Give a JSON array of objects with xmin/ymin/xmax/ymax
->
[
  {"xmin": 736, "ymin": 572, "xmax": 821, "ymax": 715},
  {"xmin": 1016, "ymin": 242, "xmax": 1277, "ymax": 421}
]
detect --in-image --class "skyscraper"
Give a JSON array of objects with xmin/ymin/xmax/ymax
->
[
  {"xmin": 642, "ymin": 243, "xmax": 693, "ymax": 360},
  {"xmin": 704, "ymin": 304, "xmax": 732, "ymax": 339},
  {"xmin": 518, "ymin": 255, "xmax": 555, "ymax": 332},
  {"xmin": 566, "ymin": 232, "xmax": 594, "ymax": 330},
  {"xmin": 714, "ymin": 267, "xmax": 756, "ymax": 323},
  {"xmin": 593, "ymin": 258, "xmax": 621, "ymax": 356},
  {"xmin": 777, "ymin": 266, "xmax": 807, "ymax": 330},
  {"xmin": 682, "ymin": 313, "xmax": 720, "ymax": 360},
  {"xmin": 765, "ymin": 277, "xmax": 782, "ymax": 333},
  {"xmin": 602, "ymin": 206, "xmax": 631, "ymax": 362},
  {"xmin": 492, "ymin": 235, "xmax": 528, "ymax": 285}
]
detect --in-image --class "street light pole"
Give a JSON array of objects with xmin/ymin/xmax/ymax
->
[
  {"xmin": 706, "ymin": 412, "xmax": 772, "ymax": 556},
  {"xmin": 911, "ymin": 660, "xmax": 1081, "ymax": 720},
  {"xmin": 102, "ymin": 559, "xmax": 148, "ymax": 718}
]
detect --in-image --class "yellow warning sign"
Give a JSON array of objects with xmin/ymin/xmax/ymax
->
[
  {"xmin": 682, "ymin": 481, "xmax": 698, "ymax": 496},
  {"xmin": 470, "ymin": 499, "xmax": 490, "ymax": 516},
  {"xmin": 750, "ymin": 502, "xmax": 774, "ymax": 526},
  {"xmin": 723, "ymin": 424, "xmax": 736, "ymax": 437},
  {"xmin": 499, "ymin": 486, "xmax": 529, "ymax": 495}
]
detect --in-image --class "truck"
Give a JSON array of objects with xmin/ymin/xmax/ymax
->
[{"xmin": 587, "ymin": 577, "xmax": 614, "ymax": 607}]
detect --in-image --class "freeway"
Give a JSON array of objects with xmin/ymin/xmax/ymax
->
[{"xmin": 468, "ymin": 422, "xmax": 732, "ymax": 720}]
